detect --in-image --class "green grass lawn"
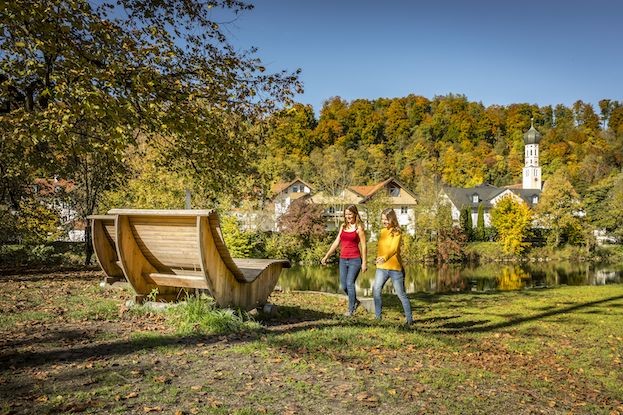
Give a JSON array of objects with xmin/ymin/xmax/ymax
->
[{"xmin": 0, "ymin": 270, "xmax": 622, "ymax": 414}]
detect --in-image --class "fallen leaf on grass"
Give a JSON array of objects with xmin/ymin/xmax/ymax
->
[
  {"xmin": 153, "ymin": 375, "xmax": 170, "ymax": 384},
  {"xmin": 355, "ymin": 392, "xmax": 378, "ymax": 402},
  {"xmin": 143, "ymin": 406, "xmax": 162, "ymax": 412},
  {"xmin": 33, "ymin": 370, "xmax": 49, "ymax": 380},
  {"xmin": 207, "ymin": 397, "xmax": 223, "ymax": 408},
  {"xmin": 62, "ymin": 400, "xmax": 94, "ymax": 413}
]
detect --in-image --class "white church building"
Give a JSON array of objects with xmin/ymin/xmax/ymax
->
[
  {"xmin": 442, "ymin": 119, "xmax": 543, "ymax": 226},
  {"xmin": 522, "ymin": 119, "xmax": 543, "ymax": 190}
]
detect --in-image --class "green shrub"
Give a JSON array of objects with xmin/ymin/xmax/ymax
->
[
  {"xmin": 166, "ymin": 295, "xmax": 261, "ymax": 335},
  {"xmin": 595, "ymin": 244, "xmax": 623, "ymax": 263},
  {"xmin": 402, "ymin": 234, "xmax": 436, "ymax": 263},
  {"xmin": 299, "ymin": 239, "xmax": 332, "ymax": 265},
  {"xmin": 0, "ymin": 243, "xmax": 84, "ymax": 268},
  {"xmin": 264, "ymin": 233, "xmax": 305, "ymax": 262},
  {"xmin": 0, "ymin": 209, "xmax": 19, "ymax": 244},
  {"xmin": 221, "ymin": 215, "xmax": 264, "ymax": 258},
  {"xmin": 16, "ymin": 199, "xmax": 63, "ymax": 244},
  {"xmin": 0, "ymin": 245, "xmax": 30, "ymax": 267},
  {"xmin": 464, "ymin": 242, "xmax": 504, "ymax": 262},
  {"xmin": 28, "ymin": 244, "xmax": 59, "ymax": 265}
]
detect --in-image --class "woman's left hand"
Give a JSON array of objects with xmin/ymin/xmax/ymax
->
[{"xmin": 361, "ymin": 263, "xmax": 367, "ymax": 273}]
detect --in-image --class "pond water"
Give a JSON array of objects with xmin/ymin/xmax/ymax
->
[{"xmin": 277, "ymin": 262, "xmax": 623, "ymax": 296}]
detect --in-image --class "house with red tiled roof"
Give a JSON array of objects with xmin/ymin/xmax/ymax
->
[{"xmin": 311, "ymin": 177, "xmax": 418, "ymax": 234}]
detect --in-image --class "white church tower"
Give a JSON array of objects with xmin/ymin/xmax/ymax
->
[{"xmin": 522, "ymin": 118, "xmax": 542, "ymax": 190}]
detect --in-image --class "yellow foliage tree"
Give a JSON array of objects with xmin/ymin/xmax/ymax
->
[{"xmin": 490, "ymin": 195, "xmax": 532, "ymax": 255}]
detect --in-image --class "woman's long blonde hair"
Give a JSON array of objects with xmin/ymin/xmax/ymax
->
[
  {"xmin": 381, "ymin": 208, "xmax": 401, "ymax": 236},
  {"xmin": 342, "ymin": 204, "xmax": 364, "ymax": 230}
]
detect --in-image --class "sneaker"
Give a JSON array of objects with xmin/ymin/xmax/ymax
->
[
  {"xmin": 353, "ymin": 299, "xmax": 361, "ymax": 313},
  {"xmin": 343, "ymin": 310, "xmax": 353, "ymax": 317}
]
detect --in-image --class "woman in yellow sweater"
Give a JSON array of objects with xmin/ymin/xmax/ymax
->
[{"xmin": 373, "ymin": 208, "xmax": 413, "ymax": 324}]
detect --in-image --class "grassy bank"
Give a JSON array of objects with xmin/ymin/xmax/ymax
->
[
  {"xmin": 0, "ymin": 270, "xmax": 622, "ymax": 414},
  {"xmin": 464, "ymin": 241, "xmax": 623, "ymax": 264}
]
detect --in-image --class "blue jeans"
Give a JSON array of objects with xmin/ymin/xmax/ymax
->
[
  {"xmin": 339, "ymin": 257, "xmax": 361, "ymax": 313},
  {"xmin": 373, "ymin": 268, "xmax": 413, "ymax": 323}
]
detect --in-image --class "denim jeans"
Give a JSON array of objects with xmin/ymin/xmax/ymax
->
[
  {"xmin": 339, "ymin": 257, "xmax": 362, "ymax": 313},
  {"xmin": 373, "ymin": 268, "xmax": 413, "ymax": 323}
]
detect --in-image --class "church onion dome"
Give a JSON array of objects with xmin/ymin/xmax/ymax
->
[{"xmin": 524, "ymin": 118, "xmax": 542, "ymax": 145}]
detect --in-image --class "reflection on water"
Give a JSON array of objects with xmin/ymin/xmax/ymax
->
[{"xmin": 278, "ymin": 262, "xmax": 623, "ymax": 295}]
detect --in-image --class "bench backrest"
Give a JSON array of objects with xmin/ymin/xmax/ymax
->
[{"xmin": 107, "ymin": 209, "xmax": 245, "ymax": 281}]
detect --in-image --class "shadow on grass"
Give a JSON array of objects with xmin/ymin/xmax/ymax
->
[
  {"xmin": 416, "ymin": 292, "xmax": 623, "ymax": 333},
  {"xmin": 0, "ymin": 328, "xmax": 101, "ymax": 349},
  {"xmin": 0, "ymin": 268, "xmax": 102, "ymax": 282},
  {"xmin": 0, "ymin": 332, "xmax": 233, "ymax": 371},
  {"xmin": 0, "ymin": 306, "xmax": 338, "ymax": 371}
]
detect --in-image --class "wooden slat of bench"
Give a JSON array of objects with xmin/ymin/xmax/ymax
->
[
  {"xmin": 109, "ymin": 209, "xmax": 213, "ymax": 216},
  {"xmin": 233, "ymin": 258, "xmax": 292, "ymax": 282},
  {"xmin": 233, "ymin": 258, "xmax": 291, "ymax": 268},
  {"xmin": 207, "ymin": 214, "xmax": 246, "ymax": 281},
  {"xmin": 129, "ymin": 218, "xmax": 201, "ymax": 270},
  {"xmin": 147, "ymin": 273, "xmax": 209, "ymax": 289}
]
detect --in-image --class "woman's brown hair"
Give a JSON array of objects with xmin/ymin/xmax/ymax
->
[
  {"xmin": 381, "ymin": 208, "xmax": 401, "ymax": 236},
  {"xmin": 342, "ymin": 204, "xmax": 364, "ymax": 230}
]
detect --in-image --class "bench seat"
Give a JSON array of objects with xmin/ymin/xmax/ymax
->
[{"xmin": 89, "ymin": 209, "xmax": 290, "ymax": 310}]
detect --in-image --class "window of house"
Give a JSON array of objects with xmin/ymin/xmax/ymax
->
[
  {"xmin": 400, "ymin": 206, "xmax": 408, "ymax": 215},
  {"xmin": 292, "ymin": 185, "xmax": 298, "ymax": 193},
  {"xmin": 328, "ymin": 206, "xmax": 335, "ymax": 214},
  {"xmin": 389, "ymin": 186, "xmax": 400, "ymax": 197},
  {"xmin": 472, "ymin": 193, "xmax": 479, "ymax": 203},
  {"xmin": 532, "ymin": 195, "xmax": 539, "ymax": 204}
]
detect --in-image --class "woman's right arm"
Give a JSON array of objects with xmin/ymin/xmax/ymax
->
[{"xmin": 321, "ymin": 230, "xmax": 342, "ymax": 265}]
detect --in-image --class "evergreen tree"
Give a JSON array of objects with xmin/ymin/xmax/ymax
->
[
  {"xmin": 459, "ymin": 205, "xmax": 472, "ymax": 241},
  {"xmin": 475, "ymin": 203, "xmax": 485, "ymax": 241}
]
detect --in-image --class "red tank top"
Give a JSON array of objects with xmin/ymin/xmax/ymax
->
[{"xmin": 340, "ymin": 229, "xmax": 361, "ymax": 258}]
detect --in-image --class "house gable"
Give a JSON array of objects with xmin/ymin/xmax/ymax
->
[
  {"xmin": 359, "ymin": 177, "xmax": 417, "ymax": 206},
  {"xmin": 442, "ymin": 183, "xmax": 502, "ymax": 210},
  {"xmin": 270, "ymin": 178, "xmax": 313, "ymax": 200},
  {"xmin": 311, "ymin": 188, "xmax": 362, "ymax": 205},
  {"xmin": 490, "ymin": 189, "xmax": 524, "ymax": 206}
]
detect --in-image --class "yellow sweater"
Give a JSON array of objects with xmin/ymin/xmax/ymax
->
[{"xmin": 376, "ymin": 228, "xmax": 402, "ymax": 271}]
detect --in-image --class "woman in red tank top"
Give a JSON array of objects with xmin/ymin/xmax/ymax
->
[{"xmin": 321, "ymin": 205, "xmax": 367, "ymax": 316}]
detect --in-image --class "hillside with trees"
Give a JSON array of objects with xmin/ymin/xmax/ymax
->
[
  {"xmin": 2, "ymin": 2, "xmax": 623, "ymax": 265},
  {"xmin": 252, "ymin": 95, "xmax": 623, "ymax": 247}
]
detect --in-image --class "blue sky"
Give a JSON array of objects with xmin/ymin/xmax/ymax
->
[{"xmin": 227, "ymin": 0, "xmax": 623, "ymax": 114}]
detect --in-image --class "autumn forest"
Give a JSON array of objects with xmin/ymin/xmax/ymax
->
[{"xmin": 1, "ymin": 1, "xmax": 623, "ymax": 262}]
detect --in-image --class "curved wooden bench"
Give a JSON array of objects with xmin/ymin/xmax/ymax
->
[
  {"xmin": 89, "ymin": 215, "xmax": 125, "ymax": 285},
  {"xmin": 89, "ymin": 209, "xmax": 290, "ymax": 310}
]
